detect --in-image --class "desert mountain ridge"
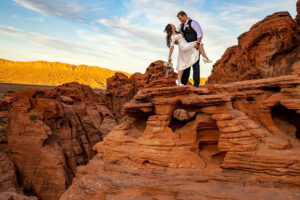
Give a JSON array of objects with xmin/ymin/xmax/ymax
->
[
  {"xmin": 0, "ymin": 58, "xmax": 132, "ymax": 89},
  {"xmin": 0, "ymin": 58, "xmax": 208, "ymax": 89}
]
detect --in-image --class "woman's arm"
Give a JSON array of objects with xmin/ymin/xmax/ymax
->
[{"xmin": 168, "ymin": 46, "xmax": 174, "ymax": 63}]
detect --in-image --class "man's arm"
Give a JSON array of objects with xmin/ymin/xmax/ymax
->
[{"xmin": 191, "ymin": 21, "xmax": 203, "ymax": 48}]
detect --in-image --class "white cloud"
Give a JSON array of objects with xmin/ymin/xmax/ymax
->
[
  {"xmin": 7, "ymin": 0, "xmax": 298, "ymax": 77},
  {"xmin": 0, "ymin": 26, "xmax": 112, "ymax": 59},
  {"xmin": 13, "ymin": 0, "xmax": 104, "ymax": 22},
  {"xmin": 219, "ymin": 0, "xmax": 297, "ymax": 32},
  {"xmin": 98, "ymin": 18, "xmax": 164, "ymax": 47},
  {"xmin": 93, "ymin": 0, "xmax": 232, "ymax": 77}
]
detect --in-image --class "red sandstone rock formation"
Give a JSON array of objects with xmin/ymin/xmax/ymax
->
[
  {"xmin": 102, "ymin": 73, "xmax": 135, "ymax": 119},
  {"xmin": 0, "ymin": 152, "xmax": 38, "ymax": 199},
  {"xmin": 103, "ymin": 61, "xmax": 177, "ymax": 120},
  {"xmin": 0, "ymin": 82, "xmax": 117, "ymax": 200},
  {"xmin": 60, "ymin": 5, "xmax": 300, "ymax": 199},
  {"xmin": 61, "ymin": 75, "xmax": 300, "ymax": 200},
  {"xmin": 207, "ymin": 9, "xmax": 300, "ymax": 84},
  {"xmin": 0, "ymin": 192, "xmax": 37, "ymax": 200},
  {"xmin": 0, "ymin": 152, "xmax": 18, "ymax": 193},
  {"xmin": 3, "ymin": 3, "xmax": 300, "ymax": 200}
]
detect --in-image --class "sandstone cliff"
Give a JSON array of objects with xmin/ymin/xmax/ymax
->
[
  {"xmin": 59, "ymin": 2, "xmax": 300, "ymax": 199},
  {"xmin": 0, "ymin": 82, "xmax": 117, "ymax": 200},
  {"xmin": 207, "ymin": 5, "xmax": 300, "ymax": 84},
  {"xmin": 59, "ymin": 75, "xmax": 300, "ymax": 200}
]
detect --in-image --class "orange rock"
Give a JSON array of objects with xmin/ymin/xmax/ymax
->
[
  {"xmin": 0, "ymin": 192, "xmax": 37, "ymax": 200},
  {"xmin": 0, "ymin": 152, "xmax": 18, "ymax": 193},
  {"xmin": 208, "ymin": 11, "xmax": 300, "ymax": 84},
  {"xmin": 61, "ymin": 75, "xmax": 300, "ymax": 199},
  {"xmin": 0, "ymin": 58, "xmax": 131, "ymax": 89},
  {"xmin": 92, "ymin": 75, "xmax": 300, "ymax": 187},
  {"xmin": 1, "ymin": 82, "xmax": 117, "ymax": 200},
  {"xmin": 103, "ymin": 61, "xmax": 177, "ymax": 119}
]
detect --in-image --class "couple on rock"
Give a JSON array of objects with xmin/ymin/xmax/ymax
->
[{"xmin": 164, "ymin": 11, "xmax": 212, "ymax": 87}]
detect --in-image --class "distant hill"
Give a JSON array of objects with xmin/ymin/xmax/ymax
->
[
  {"xmin": 0, "ymin": 58, "xmax": 207, "ymax": 89},
  {"xmin": 0, "ymin": 59, "xmax": 131, "ymax": 89}
]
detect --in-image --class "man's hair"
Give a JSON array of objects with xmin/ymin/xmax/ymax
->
[{"xmin": 177, "ymin": 11, "xmax": 187, "ymax": 17}]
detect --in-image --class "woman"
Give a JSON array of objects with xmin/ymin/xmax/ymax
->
[{"xmin": 164, "ymin": 24, "xmax": 211, "ymax": 86}]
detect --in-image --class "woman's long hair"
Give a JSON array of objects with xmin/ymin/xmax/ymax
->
[{"xmin": 164, "ymin": 24, "xmax": 173, "ymax": 48}]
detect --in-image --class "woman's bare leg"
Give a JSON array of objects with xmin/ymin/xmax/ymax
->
[
  {"xmin": 199, "ymin": 44, "xmax": 210, "ymax": 61},
  {"xmin": 177, "ymin": 70, "xmax": 184, "ymax": 84}
]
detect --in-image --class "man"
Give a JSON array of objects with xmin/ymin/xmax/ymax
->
[{"xmin": 177, "ymin": 11, "xmax": 203, "ymax": 87}]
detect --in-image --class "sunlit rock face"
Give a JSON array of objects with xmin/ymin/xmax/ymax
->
[
  {"xmin": 59, "ymin": 75, "xmax": 300, "ymax": 200},
  {"xmin": 296, "ymin": 0, "xmax": 300, "ymax": 25},
  {"xmin": 59, "ymin": 3, "xmax": 300, "ymax": 199},
  {"xmin": 102, "ymin": 61, "xmax": 177, "ymax": 120},
  {"xmin": 3, "ymin": 2, "xmax": 300, "ymax": 200},
  {"xmin": 0, "ymin": 82, "xmax": 117, "ymax": 200},
  {"xmin": 207, "ymin": 10, "xmax": 300, "ymax": 84}
]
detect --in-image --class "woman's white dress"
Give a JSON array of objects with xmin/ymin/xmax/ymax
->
[{"xmin": 170, "ymin": 34, "xmax": 199, "ymax": 71}]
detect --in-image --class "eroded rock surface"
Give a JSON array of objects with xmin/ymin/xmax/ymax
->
[
  {"xmin": 102, "ymin": 61, "xmax": 177, "ymax": 120},
  {"xmin": 0, "ymin": 192, "xmax": 37, "ymax": 200},
  {"xmin": 0, "ymin": 82, "xmax": 117, "ymax": 200},
  {"xmin": 61, "ymin": 75, "xmax": 300, "ymax": 200},
  {"xmin": 208, "ymin": 10, "xmax": 300, "ymax": 84}
]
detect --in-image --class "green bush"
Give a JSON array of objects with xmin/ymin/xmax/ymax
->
[
  {"xmin": 0, "ymin": 127, "xmax": 6, "ymax": 137},
  {"xmin": 29, "ymin": 115, "xmax": 38, "ymax": 121}
]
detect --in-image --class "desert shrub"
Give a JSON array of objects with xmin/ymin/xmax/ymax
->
[
  {"xmin": 29, "ymin": 115, "xmax": 38, "ymax": 121},
  {"xmin": 0, "ymin": 127, "xmax": 6, "ymax": 137}
]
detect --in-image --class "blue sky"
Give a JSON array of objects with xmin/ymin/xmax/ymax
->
[{"xmin": 0, "ymin": 0, "xmax": 298, "ymax": 77}]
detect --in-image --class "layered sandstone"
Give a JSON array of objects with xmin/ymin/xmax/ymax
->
[
  {"xmin": 0, "ymin": 152, "xmax": 18, "ymax": 193},
  {"xmin": 207, "ymin": 9, "xmax": 300, "ymax": 84},
  {"xmin": 0, "ymin": 192, "xmax": 37, "ymax": 200},
  {"xmin": 60, "ymin": 4, "xmax": 300, "ymax": 199},
  {"xmin": 102, "ymin": 60, "xmax": 208, "ymax": 120},
  {"xmin": 102, "ymin": 61, "xmax": 177, "ymax": 119},
  {"xmin": 0, "ymin": 82, "xmax": 117, "ymax": 200},
  {"xmin": 61, "ymin": 75, "xmax": 300, "ymax": 200}
]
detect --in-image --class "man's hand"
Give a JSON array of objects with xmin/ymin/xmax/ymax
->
[
  {"xmin": 175, "ymin": 40, "xmax": 179, "ymax": 45},
  {"xmin": 194, "ymin": 43, "xmax": 199, "ymax": 49}
]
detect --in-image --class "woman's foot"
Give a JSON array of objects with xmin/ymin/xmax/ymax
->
[
  {"xmin": 175, "ymin": 80, "xmax": 185, "ymax": 86},
  {"xmin": 175, "ymin": 79, "xmax": 184, "ymax": 86},
  {"xmin": 203, "ymin": 58, "xmax": 212, "ymax": 64}
]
